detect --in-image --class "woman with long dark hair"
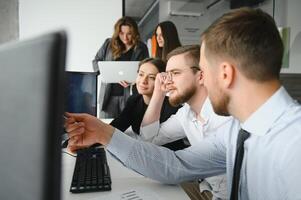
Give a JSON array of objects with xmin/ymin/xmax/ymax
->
[{"xmin": 153, "ymin": 21, "xmax": 181, "ymax": 61}]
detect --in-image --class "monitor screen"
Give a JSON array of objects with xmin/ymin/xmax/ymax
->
[
  {"xmin": 65, "ymin": 72, "xmax": 98, "ymax": 116},
  {"xmin": 0, "ymin": 32, "xmax": 66, "ymax": 200}
]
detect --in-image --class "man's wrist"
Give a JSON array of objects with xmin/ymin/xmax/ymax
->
[
  {"xmin": 152, "ymin": 90, "xmax": 165, "ymax": 100},
  {"xmin": 97, "ymin": 124, "xmax": 115, "ymax": 145}
]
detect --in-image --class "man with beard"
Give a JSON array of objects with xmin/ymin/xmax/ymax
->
[
  {"xmin": 139, "ymin": 45, "xmax": 229, "ymax": 200},
  {"xmin": 66, "ymin": 8, "xmax": 301, "ymax": 200}
]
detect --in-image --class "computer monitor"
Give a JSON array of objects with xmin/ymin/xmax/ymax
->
[
  {"xmin": 0, "ymin": 32, "xmax": 66, "ymax": 200},
  {"xmin": 65, "ymin": 71, "xmax": 98, "ymax": 116}
]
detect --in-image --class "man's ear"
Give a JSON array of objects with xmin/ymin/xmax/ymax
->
[
  {"xmin": 219, "ymin": 61, "xmax": 235, "ymax": 88},
  {"xmin": 198, "ymin": 70, "xmax": 204, "ymax": 85}
]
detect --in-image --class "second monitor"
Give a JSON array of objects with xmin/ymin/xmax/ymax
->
[{"xmin": 65, "ymin": 71, "xmax": 98, "ymax": 116}]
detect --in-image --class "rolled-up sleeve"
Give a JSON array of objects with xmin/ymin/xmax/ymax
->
[{"xmin": 140, "ymin": 115, "xmax": 186, "ymax": 145}]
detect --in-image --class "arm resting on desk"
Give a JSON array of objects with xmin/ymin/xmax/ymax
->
[{"xmin": 107, "ymin": 129, "xmax": 227, "ymax": 184}]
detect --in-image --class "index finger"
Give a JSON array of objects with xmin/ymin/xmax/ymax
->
[{"xmin": 65, "ymin": 112, "xmax": 87, "ymax": 122}]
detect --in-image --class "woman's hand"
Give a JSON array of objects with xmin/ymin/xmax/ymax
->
[{"xmin": 119, "ymin": 80, "xmax": 130, "ymax": 88}]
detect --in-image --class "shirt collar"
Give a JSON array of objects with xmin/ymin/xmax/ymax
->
[
  {"xmin": 186, "ymin": 99, "xmax": 210, "ymax": 125},
  {"xmin": 241, "ymin": 86, "xmax": 294, "ymax": 136},
  {"xmin": 185, "ymin": 103, "xmax": 198, "ymax": 122},
  {"xmin": 194, "ymin": 97, "xmax": 212, "ymax": 125},
  {"xmin": 201, "ymin": 97, "xmax": 213, "ymax": 121}
]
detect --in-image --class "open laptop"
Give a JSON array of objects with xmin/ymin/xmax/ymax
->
[
  {"xmin": 0, "ymin": 32, "xmax": 66, "ymax": 200},
  {"xmin": 98, "ymin": 61, "xmax": 139, "ymax": 83}
]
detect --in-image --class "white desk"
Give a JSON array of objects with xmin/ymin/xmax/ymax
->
[{"xmin": 62, "ymin": 150, "xmax": 189, "ymax": 200}]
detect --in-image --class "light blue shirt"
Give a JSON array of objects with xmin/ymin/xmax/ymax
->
[{"xmin": 107, "ymin": 87, "xmax": 301, "ymax": 200}]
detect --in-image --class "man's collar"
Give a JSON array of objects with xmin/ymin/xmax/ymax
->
[
  {"xmin": 241, "ymin": 87, "xmax": 294, "ymax": 136},
  {"xmin": 191, "ymin": 97, "xmax": 212, "ymax": 124}
]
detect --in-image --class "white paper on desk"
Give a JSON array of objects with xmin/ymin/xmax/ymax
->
[{"xmin": 89, "ymin": 187, "xmax": 162, "ymax": 200}]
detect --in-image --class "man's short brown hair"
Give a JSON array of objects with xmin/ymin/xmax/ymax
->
[
  {"xmin": 201, "ymin": 8, "xmax": 283, "ymax": 81},
  {"xmin": 166, "ymin": 45, "xmax": 200, "ymax": 73}
]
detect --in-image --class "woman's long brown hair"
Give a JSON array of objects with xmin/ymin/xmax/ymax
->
[{"xmin": 110, "ymin": 16, "xmax": 140, "ymax": 59}]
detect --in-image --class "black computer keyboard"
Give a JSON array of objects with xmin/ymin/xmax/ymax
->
[{"xmin": 70, "ymin": 146, "xmax": 112, "ymax": 193}]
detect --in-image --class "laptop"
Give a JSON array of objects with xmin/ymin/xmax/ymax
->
[
  {"xmin": 0, "ymin": 32, "xmax": 66, "ymax": 199},
  {"xmin": 98, "ymin": 61, "xmax": 139, "ymax": 83}
]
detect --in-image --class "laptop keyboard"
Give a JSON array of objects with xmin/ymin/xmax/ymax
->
[{"xmin": 70, "ymin": 146, "xmax": 112, "ymax": 193}]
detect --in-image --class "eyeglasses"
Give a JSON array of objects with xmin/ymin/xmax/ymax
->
[{"xmin": 162, "ymin": 66, "xmax": 201, "ymax": 81}]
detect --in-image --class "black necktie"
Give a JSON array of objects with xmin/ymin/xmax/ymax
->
[{"xmin": 230, "ymin": 129, "xmax": 250, "ymax": 200}]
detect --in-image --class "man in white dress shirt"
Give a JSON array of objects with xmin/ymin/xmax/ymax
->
[
  {"xmin": 139, "ymin": 45, "xmax": 229, "ymax": 200},
  {"xmin": 66, "ymin": 8, "xmax": 301, "ymax": 199}
]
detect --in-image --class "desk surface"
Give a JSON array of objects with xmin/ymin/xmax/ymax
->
[{"xmin": 62, "ymin": 149, "xmax": 189, "ymax": 200}]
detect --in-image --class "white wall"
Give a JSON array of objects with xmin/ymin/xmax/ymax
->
[
  {"xmin": 0, "ymin": 0, "xmax": 19, "ymax": 44},
  {"xmin": 19, "ymin": 0, "xmax": 122, "ymax": 71}
]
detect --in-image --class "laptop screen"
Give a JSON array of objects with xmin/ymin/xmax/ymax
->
[{"xmin": 65, "ymin": 72, "xmax": 98, "ymax": 116}]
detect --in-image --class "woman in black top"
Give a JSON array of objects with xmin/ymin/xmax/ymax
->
[
  {"xmin": 153, "ymin": 21, "xmax": 181, "ymax": 62},
  {"xmin": 92, "ymin": 16, "xmax": 149, "ymax": 118},
  {"xmin": 110, "ymin": 58, "xmax": 188, "ymax": 150}
]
